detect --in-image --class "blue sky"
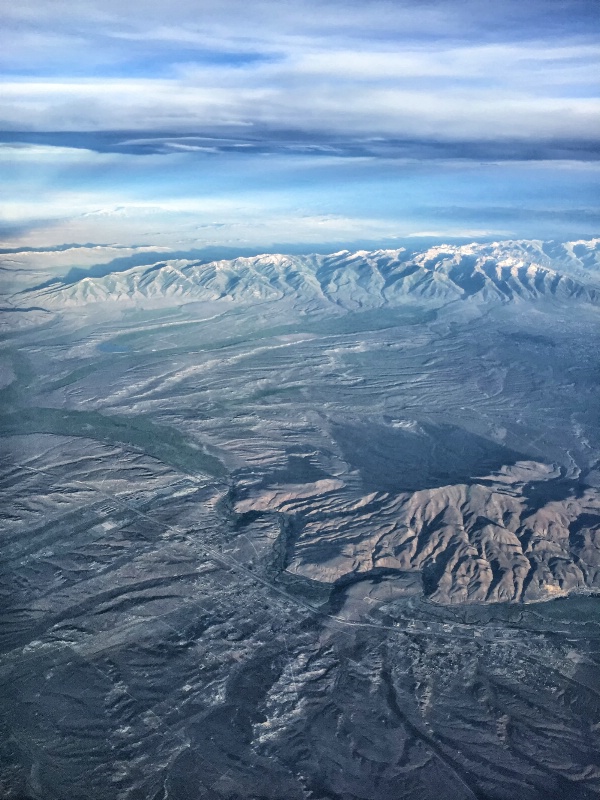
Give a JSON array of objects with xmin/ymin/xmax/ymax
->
[{"xmin": 0, "ymin": 0, "xmax": 599, "ymax": 251}]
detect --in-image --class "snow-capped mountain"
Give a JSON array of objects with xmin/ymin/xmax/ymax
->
[{"xmin": 16, "ymin": 238, "xmax": 600, "ymax": 310}]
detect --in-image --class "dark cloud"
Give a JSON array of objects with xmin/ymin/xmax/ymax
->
[{"xmin": 1, "ymin": 131, "xmax": 599, "ymax": 163}]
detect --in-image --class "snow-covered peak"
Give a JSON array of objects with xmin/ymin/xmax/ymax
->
[{"xmin": 16, "ymin": 238, "xmax": 600, "ymax": 311}]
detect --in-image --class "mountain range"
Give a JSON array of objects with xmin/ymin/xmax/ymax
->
[{"xmin": 14, "ymin": 238, "xmax": 600, "ymax": 310}]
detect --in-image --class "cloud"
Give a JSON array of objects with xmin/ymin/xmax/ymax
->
[
  {"xmin": 1, "ymin": 55, "xmax": 598, "ymax": 147},
  {"xmin": 0, "ymin": 1, "xmax": 597, "ymax": 250},
  {"xmin": 0, "ymin": 140, "xmax": 597, "ymax": 250},
  {"xmin": 3, "ymin": 1, "xmax": 599, "ymax": 41},
  {"xmin": 0, "ymin": 0, "xmax": 598, "ymax": 154}
]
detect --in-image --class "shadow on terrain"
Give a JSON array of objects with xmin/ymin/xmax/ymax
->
[{"xmin": 330, "ymin": 420, "xmax": 528, "ymax": 493}]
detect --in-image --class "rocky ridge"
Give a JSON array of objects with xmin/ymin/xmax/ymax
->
[
  {"xmin": 233, "ymin": 460, "xmax": 600, "ymax": 605},
  {"xmin": 16, "ymin": 238, "xmax": 600, "ymax": 310}
]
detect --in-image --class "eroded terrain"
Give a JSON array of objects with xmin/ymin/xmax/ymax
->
[{"xmin": 1, "ymin": 241, "xmax": 600, "ymax": 799}]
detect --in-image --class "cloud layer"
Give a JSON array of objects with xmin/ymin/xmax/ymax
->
[
  {"xmin": 0, "ymin": 0, "xmax": 598, "ymax": 249},
  {"xmin": 1, "ymin": 142, "xmax": 598, "ymax": 250},
  {"xmin": 0, "ymin": 0, "xmax": 599, "ymax": 154}
]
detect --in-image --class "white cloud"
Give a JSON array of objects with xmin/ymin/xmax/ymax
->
[
  {"xmin": 406, "ymin": 229, "xmax": 510, "ymax": 238},
  {"xmin": 0, "ymin": 46, "xmax": 600, "ymax": 140},
  {"xmin": 0, "ymin": 1, "xmax": 597, "ymax": 145},
  {"xmin": 1, "ymin": 66, "xmax": 597, "ymax": 142},
  {"xmin": 0, "ymin": 200, "xmax": 418, "ymax": 251},
  {"xmin": 0, "ymin": 0, "xmax": 597, "ymax": 251}
]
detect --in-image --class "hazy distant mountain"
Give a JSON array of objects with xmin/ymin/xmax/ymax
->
[{"xmin": 17, "ymin": 238, "xmax": 600, "ymax": 310}]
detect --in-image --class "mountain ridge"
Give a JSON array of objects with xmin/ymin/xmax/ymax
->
[{"xmin": 14, "ymin": 238, "xmax": 600, "ymax": 310}]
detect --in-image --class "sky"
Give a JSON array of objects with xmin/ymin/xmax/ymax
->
[{"xmin": 0, "ymin": 0, "xmax": 599, "ymax": 254}]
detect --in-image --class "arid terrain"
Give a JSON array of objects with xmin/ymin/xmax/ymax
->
[{"xmin": 1, "ymin": 239, "xmax": 600, "ymax": 799}]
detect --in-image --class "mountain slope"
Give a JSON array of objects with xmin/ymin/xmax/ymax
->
[
  {"xmin": 235, "ymin": 459, "xmax": 600, "ymax": 604},
  {"xmin": 17, "ymin": 238, "xmax": 600, "ymax": 310}
]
